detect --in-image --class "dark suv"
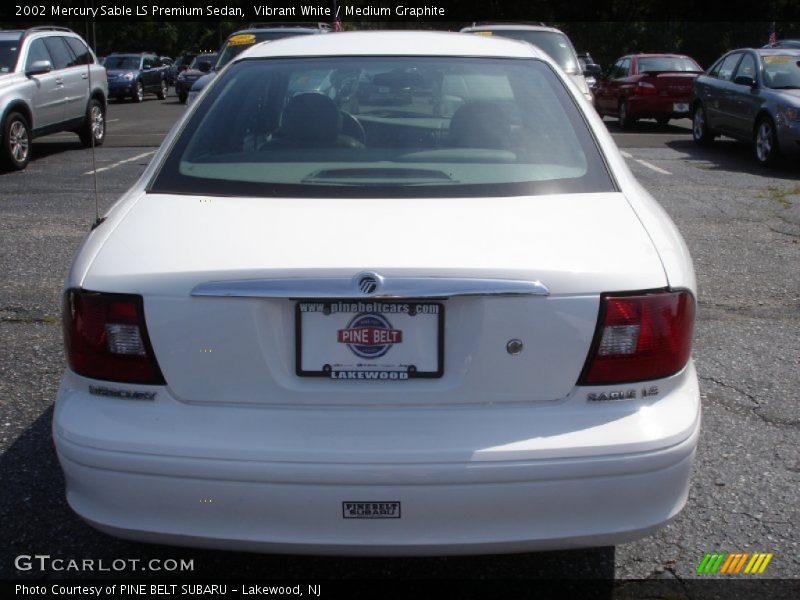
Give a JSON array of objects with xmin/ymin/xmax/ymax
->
[
  {"xmin": 105, "ymin": 52, "xmax": 167, "ymax": 102},
  {"xmin": 0, "ymin": 26, "xmax": 107, "ymax": 170}
]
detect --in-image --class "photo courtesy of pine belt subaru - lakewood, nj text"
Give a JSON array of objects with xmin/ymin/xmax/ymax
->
[{"xmin": 54, "ymin": 32, "xmax": 700, "ymax": 555}]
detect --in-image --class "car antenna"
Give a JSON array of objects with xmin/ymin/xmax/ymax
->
[{"xmin": 86, "ymin": 22, "xmax": 103, "ymax": 230}]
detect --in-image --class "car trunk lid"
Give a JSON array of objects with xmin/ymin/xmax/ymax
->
[{"xmin": 81, "ymin": 192, "xmax": 667, "ymax": 405}]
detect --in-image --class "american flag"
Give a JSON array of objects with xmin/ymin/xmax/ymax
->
[{"xmin": 768, "ymin": 22, "xmax": 777, "ymax": 45}]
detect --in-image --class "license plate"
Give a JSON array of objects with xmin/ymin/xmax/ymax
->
[
  {"xmin": 673, "ymin": 102, "xmax": 689, "ymax": 113},
  {"xmin": 296, "ymin": 300, "xmax": 444, "ymax": 380}
]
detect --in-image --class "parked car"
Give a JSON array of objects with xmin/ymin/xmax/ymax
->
[
  {"xmin": 593, "ymin": 53, "xmax": 703, "ymax": 128},
  {"xmin": 187, "ymin": 23, "xmax": 332, "ymax": 105},
  {"xmin": 692, "ymin": 47, "xmax": 800, "ymax": 166},
  {"xmin": 0, "ymin": 26, "xmax": 107, "ymax": 170},
  {"xmin": 104, "ymin": 52, "xmax": 167, "ymax": 102},
  {"xmin": 175, "ymin": 53, "xmax": 216, "ymax": 103},
  {"xmin": 460, "ymin": 24, "xmax": 595, "ymax": 103},
  {"xmin": 167, "ymin": 52, "xmax": 197, "ymax": 86},
  {"xmin": 55, "ymin": 31, "xmax": 699, "ymax": 555},
  {"xmin": 577, "ymin": 52, "xmax": 602, "ymax": 91},
  {"xmin": 157, "ymin": 55, "xmax": 173, "ymax": 84}
]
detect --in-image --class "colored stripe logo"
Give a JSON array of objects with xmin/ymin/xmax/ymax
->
[{"xmin": 697, "ymin": 552, "xmax": 773, "ymax": 574}]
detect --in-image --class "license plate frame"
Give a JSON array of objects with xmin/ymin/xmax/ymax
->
[
  {"xmin": 295, "ymin": 300, "xmax": 444, "ymax": 380},
  {"xmin": 673, "ymin": 102, "xmax": 690, "ymax": 113}
]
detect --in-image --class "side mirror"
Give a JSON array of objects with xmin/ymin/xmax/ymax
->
[
  {"xmin": 198, "ymin": 60, "xmax": 212, "ymax": 73},
  {"xmin": 25, "ymin": 60, "xmax": 53, "ymax": 77},
  {"xmin": 733, "ymin": 75, "xmax": 756, "ymax": 88},
  {"xmin": 583, "ymin": 63, "xmax": 603, "ymax": 77}
]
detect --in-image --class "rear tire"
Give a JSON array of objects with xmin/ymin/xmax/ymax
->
[
  {"xmin": 618, "ymin": 100, "xmax": 636, "ymax": 129},
  {"xmin": 2, "ymin": 111, "xmax": 31, "ymax": 171},
  {"xmin": 754, "ymin": 116, "xmax": 781, "ymax": 167},
  {"xmin": 78, "ymin": 99, "xmax": 106, "ymax": 148},
  {"xmin": 692, "ymin": 104, "xmax": 715, "ymax": 145},
  {"xmin": 157, "ymin": 79, "xmax": 167, "ymax": 100},
  {"xmin": 178, "ymin": 92, "xmax": 187, "ymax": 104}
]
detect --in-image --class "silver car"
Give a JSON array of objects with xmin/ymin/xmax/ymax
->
[
  {"xmin": 692, "ymin": 48, "xmax": 800, "ymax": 166},
  {"xmin": 460, "ymin": 24, "xmax": 595, "ymax": 104},
  {"xmin": 0, "ymin": 26, "xmax": 107, "ymax": 170}
]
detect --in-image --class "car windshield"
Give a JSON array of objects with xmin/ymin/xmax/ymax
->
[
  {"xmin": 215, "ymin": 31, "xmax": 312, "ymax": 70},
  {"xmin": 151, "ymin": 56, "xmax": 613, "ymax": 198},
  {"xmin": 0, "ymin": 38, "xmax": 21, "ymax": 73},
  {"xmin": 762, "ymin": 54, "xmax": 800, "ymax": 89},
  {"xmin": 637, "ymin": 57, "xmax": 701, "ymax": 72},
  {"xmin": 105, "ymin": 56, "xmax": 140, "ymax": 70},
  {"xmin": 190, "ymin": 54, "xmax": 216, "ymax": 70},
  {"xmin": 471, "ymin": 30, "xmax": 580, "ymax": 75}
]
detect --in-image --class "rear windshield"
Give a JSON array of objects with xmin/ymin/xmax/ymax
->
[
  {"xmin": 150, "ymin": 56, "xmax": 613, "ymax": 198},
  {"xmin": 637, "ymin": 57, "xmax": 701, "ymax": 72},
  {"xmin": 190, "ymin": 54, "xmax": 217, "ymax": 70},
  {"xmin": 471, "ymin": 30, "xmax": 579, "ymax": 75},
  {"xmin": 0, "ymin": 38, "xmax": 21, "ymax": 73},
  {"xmin": 105, "ymin": 56, "xmax": 140, "ymax": 70},
  {"xmin": 761, "ymin": 54, "xmax": 800, "ymax": 89}
]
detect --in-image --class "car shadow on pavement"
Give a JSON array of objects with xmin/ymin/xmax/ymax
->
[
  {"xmin": 604, "ymin": 119, "xmax": 690, "ymax": 135},
  {"xmin": 666, "ymin": 138, "xmax": 800, "ymax": 180},
  {"xmin": 1, "ymin": 408, "xmax": 615, "ymax": 587},
  {"xmin": 27, "ymin": 140, "xmax": 85, "ymax": 162}
]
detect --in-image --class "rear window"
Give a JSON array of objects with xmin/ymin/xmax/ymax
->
[
  {"xmin": 190, "ymin": 54, "xmax": 217, "ymax": 70},
  {"xmin": 150, "ymin": 56, "xmax": 614, "ymax": 198},
  {"xmin": 105, "ymin": 56, "xmax": 140, "ymax": 70},
  {"xmin": 637, "ymin": 57, "xmax": 701, "ymax": 72}
]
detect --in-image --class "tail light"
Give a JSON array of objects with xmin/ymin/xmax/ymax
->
[
  {"xmin": 63, "ymin": 289, "xmax": 165, "ymax": 385},
  {"xmin": 578, "ymin": 290, "xmax": 695, "ymax": 385},
  {"xmin": 634, "ymin": 81, "xmax": 658, "ymax": 96}
]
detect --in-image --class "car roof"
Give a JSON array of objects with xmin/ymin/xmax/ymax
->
[
  {"xmin": 630, "ymin": 53, "xmax": 694, "ymax": 58},
  {"xmin": 236, "ymin": 31, "xmax": 546, "ymax": 60},
  {"xmin": 228, "ymin": 27, "xmax": 323, "ymax": 37},
  {"xmin": 755, "ymin": 47, "xmax": 800, "ymax": 56},
  {"xmin": 461, "ymin": 24, "xmax": 563, "ymax": 34}
]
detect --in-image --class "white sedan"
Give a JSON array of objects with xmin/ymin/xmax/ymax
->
[{"xmin": 54, "ymin": 31, "xmax": 700, "ymax": 555}]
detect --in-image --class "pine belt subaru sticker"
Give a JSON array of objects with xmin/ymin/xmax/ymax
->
[{"xmin": 296, "ymin": 301, "xmax": 443, "ymax": 379}]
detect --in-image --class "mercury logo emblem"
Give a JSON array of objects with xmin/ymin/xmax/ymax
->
[{"xmin": 358, "ymin": 275, "xmax": 379, "ymax": 295}]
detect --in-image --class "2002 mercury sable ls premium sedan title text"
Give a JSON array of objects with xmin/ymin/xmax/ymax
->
[{"xmin": 54, "ymin": 31, "xmax": 700, "ymax": 555}]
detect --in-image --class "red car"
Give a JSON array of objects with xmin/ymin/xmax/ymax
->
[{"xmin": 594, "ymin": 54, "xmax": 703, "ymax": 128}]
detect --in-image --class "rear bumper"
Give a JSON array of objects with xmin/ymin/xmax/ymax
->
[
  {"xmin": 628, "ymin": 96, "xmax": 692, "ymax": 119},
  {"xmin": 53, "ymin": 364, "xmax": 701, "ymax": 555}
]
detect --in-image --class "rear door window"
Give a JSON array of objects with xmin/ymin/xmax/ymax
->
[{"xmin": 64, "ymin": 37, "xmax": 91, "ymax": 66}]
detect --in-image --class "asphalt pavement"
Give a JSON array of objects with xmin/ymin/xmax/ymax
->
[{"xmin": 1, "ymin": 93, "xmax": 798, "ymax": 584}]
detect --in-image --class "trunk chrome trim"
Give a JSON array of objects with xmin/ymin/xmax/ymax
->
[{"xmin": 191, "ymin": 276, "xmax": 549, "ymax": 299}]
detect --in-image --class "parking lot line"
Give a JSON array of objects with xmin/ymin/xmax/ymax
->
[
  {"xmin": 83, "ymin": 150, "xmax": 156, "ymax": 175},
  {"xmin": 619, "ymin": 150, "xmax": 672, "ymax": 175}
]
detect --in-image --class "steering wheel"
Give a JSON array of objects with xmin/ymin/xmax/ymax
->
[{"xmin": 340, "ymin": 111, "xmax": 366, "ymax": 145}]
